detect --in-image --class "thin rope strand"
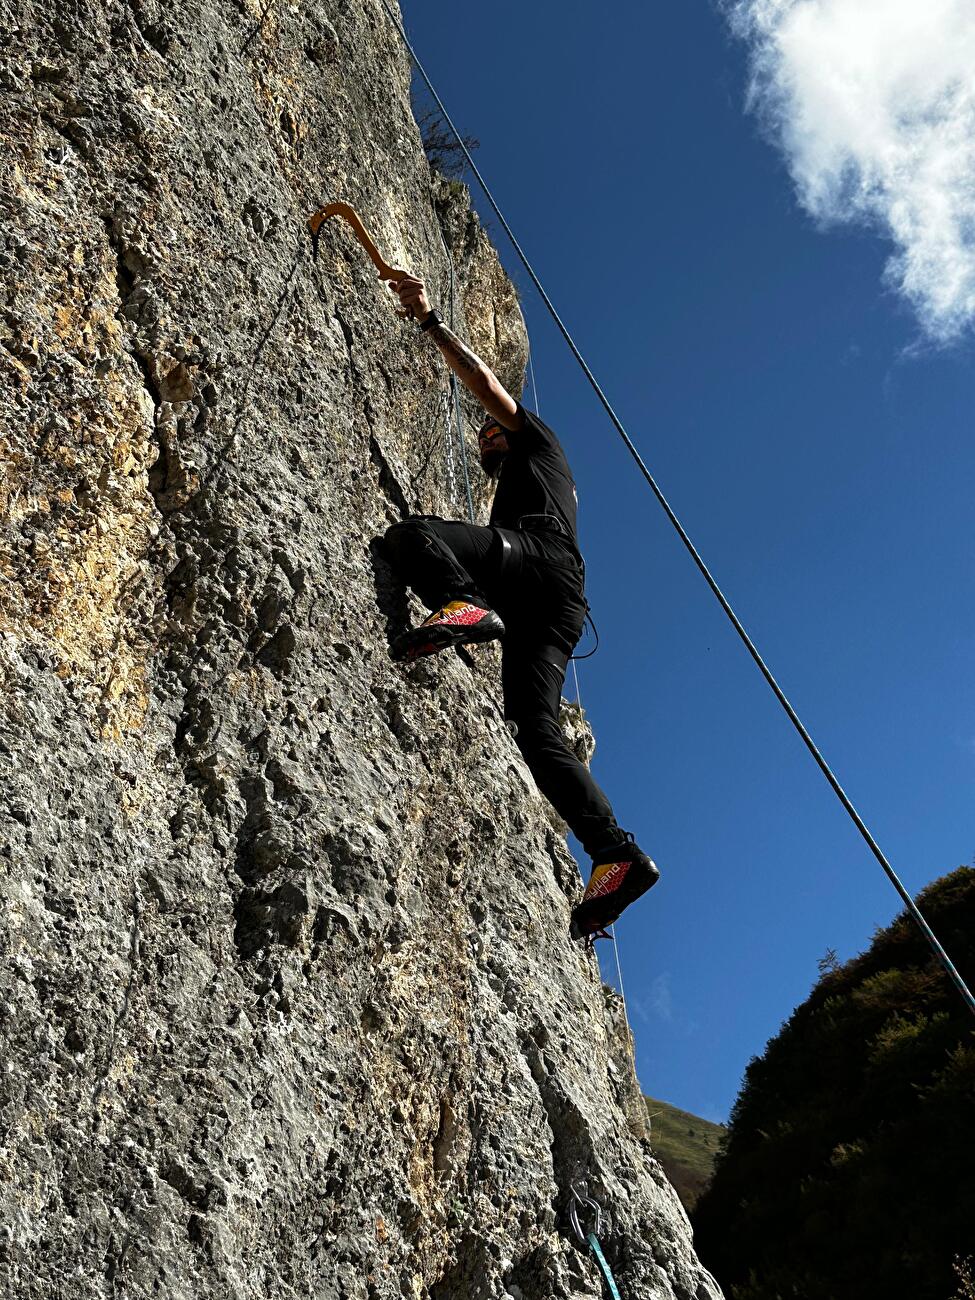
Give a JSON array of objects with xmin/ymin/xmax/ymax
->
[
  {"xmin": 438, "ymin": 227, "xmax": 476, "ymax": 522},
  {"xmin": 611, "ymin": 927, "xmax": 632, "ymax": 1044},
  {"xmin": 533, "ymin": 331, "xmax": 634, "ymax": 1035},
  {"xmin": 531, "ymin": 333, "xmax": 633, "ymax": 1037},
  {"xmin": 382, "ymin": 0, "xmax": 975, "ymax": 1019},
  {"xmin": 528, "ymin": 343, "xmax": 541, "ymax": 414},
  {"xmin": 427, "ymin": 171, "xmax": 475, "ymax": 519},
  {"xmin": 448, "ymin": 261, "xmax": 476, "ymax": 522}
]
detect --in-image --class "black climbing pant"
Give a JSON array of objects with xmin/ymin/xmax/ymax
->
[{"xmin": 383, "ymin": 515, "xmax": 622, "ymax": 858}]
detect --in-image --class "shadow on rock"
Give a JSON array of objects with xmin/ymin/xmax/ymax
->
[{"xmin": 368, "ymin": 535, "xmax": 411, "ymax": 646}]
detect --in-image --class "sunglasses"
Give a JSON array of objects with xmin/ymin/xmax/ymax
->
[{"xmin": 478, "ymin": 421, "xmax": 504, "ymax": 446}]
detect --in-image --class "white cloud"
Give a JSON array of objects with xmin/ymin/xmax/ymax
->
[
  {"xmin": 726, "ymin": 0, "xmax": 975, "ymax": 341},
  {"xmin": 648, "ymin": 972, "xmax": 674, "ymax": 1022}
]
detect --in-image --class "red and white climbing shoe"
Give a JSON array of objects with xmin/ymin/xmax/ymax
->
[
  {"xmin": 570, "ymin": 834, "xmax": 660, "ymax": 943},
  {"xmin": 389, "ymin": 599, "xmax": 505, "ymax": 663}
]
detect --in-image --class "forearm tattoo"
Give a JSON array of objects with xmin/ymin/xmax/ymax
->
[{"xmin": 429, "ymin": 322, "xmax": 482, "ymax": 376}]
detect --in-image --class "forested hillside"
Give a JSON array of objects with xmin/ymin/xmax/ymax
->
[
  {"xmin": 644, "ymin": 1097, "xmax": 724, "ymax": 1211},
  {"xmin": 693, "ymin": 867, "xmax": 975, "ymax": 1300}
]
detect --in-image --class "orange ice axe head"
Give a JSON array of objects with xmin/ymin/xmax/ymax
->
[{"xmin": 308, "ymin": 201, "xmax": 413, "ymax": 317}]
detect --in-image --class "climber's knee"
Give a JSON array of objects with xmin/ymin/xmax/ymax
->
[
  {"xmin": 383, "ymin": 517, "xmax": 415, "ymax": 549},
  {"xmin": 384, "ymin": 515, "xmax": 442, "ymax": 552},
  {"xmin": 511, "ymin": 715, "xmax": 564, "ymax": 764},
  {"xmin": 383, "ymin": 517, "xmax": 428, "ymax": 569}
]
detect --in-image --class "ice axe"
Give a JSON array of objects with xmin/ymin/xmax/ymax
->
[{"xmin": 308, "ymin": 201, "xmax": 414, "ymax": 318}]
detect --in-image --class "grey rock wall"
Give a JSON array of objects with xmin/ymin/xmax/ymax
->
[{"xmin": 0, "ymin": 2, "xmax": 722, "ymax": 1297}]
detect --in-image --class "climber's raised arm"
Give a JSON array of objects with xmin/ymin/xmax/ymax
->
[{"xmin": 391, "ymin": 274, "xmax": 523, "ymax": 431}]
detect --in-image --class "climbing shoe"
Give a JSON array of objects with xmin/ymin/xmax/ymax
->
[
  {"xmin": 389, "ymin": 598, "xmax": 504, "ymax": 663},
  {"xmin": 569, "ymin": 833, "xmax": 659, "ymax": 943}
]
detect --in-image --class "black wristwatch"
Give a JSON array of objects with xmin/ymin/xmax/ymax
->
[{"xmin": 418, "ymin": 310, "xmax": 442, "ymax": 332}]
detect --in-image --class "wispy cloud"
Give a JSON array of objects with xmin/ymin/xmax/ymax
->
[
  {"xmin": 631, "ymin": 973, "xmax": 702, "ymax": 1037},
  {"xmin": 649, "ymin": 972, "xmax": 674, "ymax": 1022},
  {"xmin": 725, "ymin": 0, "xmax": 975, "ymax": 342}
]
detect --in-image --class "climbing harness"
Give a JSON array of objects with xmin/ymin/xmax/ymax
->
[
  {"xmin": 569, "ymin": 1185, "xmax": 624, "ymax": 1300},
  {"xmin": 308, "ymin": 201, "xmax": 414, "ymax": 317},
  {"xmin": 379, "ymin": 0, "xmax": 975, "ymax": 1020}
]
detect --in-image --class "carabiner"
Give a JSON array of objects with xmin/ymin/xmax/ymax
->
[{"xmin": 568, "ymin": 1183, "xmax": 603, "ymax": 1245}]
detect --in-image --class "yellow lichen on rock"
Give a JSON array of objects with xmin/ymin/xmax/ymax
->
[{"xmin": 0, "ymin": 235, "xmax": 160, "ymax": 740}]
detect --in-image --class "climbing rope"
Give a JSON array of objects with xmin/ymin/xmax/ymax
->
[
  {"xmin": 491, "ymin": 954, "xmax": 634, "ymax": 1293},
  {"xmin": 569, "ymin": 1185, "xmax": 626, "ymax": 1300},
  {"xmin": 426, "ymin": 178, "xmax": 476, "ymax": 520},
  {"xmin": 610, "ymin": 928, "xmax": 632, "ymax": 1042},
  {"xmin": 381, "ymin": 0, "xmax": 975, "ymax": 1020},
  {"xmin": 446, "ymin": 255, "xmax": 476, "ymax": 522},
  {"xmin": 527, "ymin": 342, "xmax": 541, "ymax": 420},
  {"xmin": 438, "ymin": 383, "xmax": 459, "ymax": 511},
  {"xmin": 529, "ymin": 334, "xmax": 633, "ymax": 1033}
]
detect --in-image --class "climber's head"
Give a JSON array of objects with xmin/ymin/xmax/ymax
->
[{"xmin": 478, "ymin": 417, "xmax": 509, "ymax": 477}]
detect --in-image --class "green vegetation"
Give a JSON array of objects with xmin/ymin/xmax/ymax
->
[
  {"xmin": 692, "ymin": 867, "xmax": 975, "ymax": 1300},
  {"xmin": 954, "ymin": 1257, "xmax": 975, "ymax": 1300},
  {"xmin": 411, "ymin": 88, "xmax": 479, "ymax": 179},
  {"xmin": 644, "ymin": 1096, "xmax": 725, "ymax": 1211}
]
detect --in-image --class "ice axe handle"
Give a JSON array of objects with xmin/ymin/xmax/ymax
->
[{"xmin": 308, "ymin": 202, "xmax": 414, "ymax": 318}]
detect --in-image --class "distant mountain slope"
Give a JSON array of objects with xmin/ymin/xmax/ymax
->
[
  {"xmin": 693, "ymin": 866, "xmax": 975, "ymax": 1300},
  {"xmin": 645, "ymin": 1096, "xmax": 726, "ymax": 1210}
]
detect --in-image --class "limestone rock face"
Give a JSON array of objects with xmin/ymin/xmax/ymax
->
[{"xmin": 0, "ymin": 3, "xmax": 722, "ymax": 1298}]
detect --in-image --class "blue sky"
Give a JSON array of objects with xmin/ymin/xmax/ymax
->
[{"xmin": 400, "ymin": 0, "xmax": 975, "ymax": 1121}]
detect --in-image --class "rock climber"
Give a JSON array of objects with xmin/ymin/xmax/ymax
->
[{"xmin": 381, "ymin": 273, "xmax": 659, "ymax": 942}]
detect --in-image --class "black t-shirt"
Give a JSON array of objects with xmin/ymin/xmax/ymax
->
[{"xmin": 489, "ymin": 403, "xmax": 579, "ymax": 547}]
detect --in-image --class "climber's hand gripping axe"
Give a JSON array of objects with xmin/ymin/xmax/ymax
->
[{"xmin": 308, "ymin": 201, "xmax": 414, "ymax": 318}]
